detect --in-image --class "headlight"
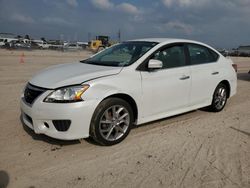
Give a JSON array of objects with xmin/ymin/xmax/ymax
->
[{"xmin": 44, "ymin": 85, "xmax": 89, "ymax": 103}]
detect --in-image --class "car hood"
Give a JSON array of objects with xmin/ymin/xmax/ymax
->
[{"xmin": 29, "ymin": 62, "xmax": 122, "ymax": 89}]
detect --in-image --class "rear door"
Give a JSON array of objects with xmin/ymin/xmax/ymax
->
[
  {"xmin": 140, "ymin": 44, "xmax": 191, "ymax": 119},
  {"xmin": 187, "ymin": 43, "xmax": 220, "ymax": 106}
]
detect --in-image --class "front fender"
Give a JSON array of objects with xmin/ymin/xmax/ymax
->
[{"xmin": 82, "ymin": 83, "xmax": 122, "ymax": 102}]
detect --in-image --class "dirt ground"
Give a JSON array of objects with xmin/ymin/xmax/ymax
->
[{"xmin": 0, "ymin": 49, "xmax": 249, "ymax": 188}]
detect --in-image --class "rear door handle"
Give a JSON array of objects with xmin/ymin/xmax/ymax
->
[
  {"xmin": 212, "ymin": 71, "xmax": 219, "ymax": 75},
  {"xmin": 179, "ymin": 75, "xmax": 190, "ymax": 80}
]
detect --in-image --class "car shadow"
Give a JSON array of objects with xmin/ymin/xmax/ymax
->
[
  {"xmin": 237, "ymin": 72, "xmax": 250, "ymax": 82},
  {"xmin": 0, "ymin": 170, "xmax": 9, "ymax": 188},
  {"xmin": 83, "ymin": 137, "xmax": 103, "ymax": 146},
  {"xmin": 20, "ymin": 115, "xmax": 81, "ymax": 146}
]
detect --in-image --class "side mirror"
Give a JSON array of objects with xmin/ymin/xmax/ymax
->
[{"xmin": 148, "ymin": 59, "xmax": 163, "ymax": 69}]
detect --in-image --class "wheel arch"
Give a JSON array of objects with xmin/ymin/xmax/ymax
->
[
  {"xmin": 102, "ymin": 93, "xmax": 138, "ymax": 123},
  {"xmin": 219, "ymin": 80, "xmax": 231, "ymax": 98}
]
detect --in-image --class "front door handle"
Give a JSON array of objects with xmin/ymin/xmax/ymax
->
[
  {"xmin": 212, "ymin": 71, "xmax": 219, "ymax": 75},
  {"xmin": 180, "ymin": 75, "xmax": 190, "ymax": 80}
]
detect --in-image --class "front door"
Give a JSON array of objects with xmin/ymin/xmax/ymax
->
[{"xmin": 140, "ymin": 44, "xmax": 191, "ymax": 120}]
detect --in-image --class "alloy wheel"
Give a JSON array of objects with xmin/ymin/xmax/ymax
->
[
  {"xmin": 99, "ymin": 105, "xmax": 130, "ymax": 141},
  {"xmin": 214, "ymin": 87, "xmax": 227, "ymax": 110}
]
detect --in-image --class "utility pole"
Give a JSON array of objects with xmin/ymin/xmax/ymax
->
[
  {"xmin": 118, "ymin": 29, "xmax": 121, "ymax": 42},
  {"xmin": 60, "ymin": 34, "xmax": 64, "ymax": 44},
  {"xmin": 88, "ymin": 32, "xmax": 91, "ymax": 42}
]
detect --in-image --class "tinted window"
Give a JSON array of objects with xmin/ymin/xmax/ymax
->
[
  {"xmin": 152, "ymin": 45, "xmax": 186, "ymax": 69},
  {"xmin": 209, "ymin": 49, "xmax": 219, "ymax": 61},
  {"xmin": 188, "ymin": 44, "xmax": 218, "ymax": 65}
]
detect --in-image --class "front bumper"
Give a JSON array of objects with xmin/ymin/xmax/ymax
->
[{"xmin": 20, "ymin": 91, "xmax": 98, "ymax": 140}]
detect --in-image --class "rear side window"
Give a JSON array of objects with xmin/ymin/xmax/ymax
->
[
  {"xmin": 188, "ymin": 44, "xmax": 219, "ymax": 65},
  {"xmin": 152, "ymin": 45, "xmax": 186, "ymax": 69}
]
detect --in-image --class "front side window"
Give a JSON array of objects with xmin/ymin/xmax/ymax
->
[
  {"xmin": 82, "ymin": 42, "xmax": 158, "ymax": 67},
  {"xmin": 188, "ymin": 44, "xmax": 218, "ymax": 65},
  {"xmin": 152, "ymin": 45, "xmax": 186, "ymax": 69}
]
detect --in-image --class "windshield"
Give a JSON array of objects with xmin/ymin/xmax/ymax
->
[{"xmin": 81, "ymin": 41, "xmax": 158, "ymax": 67}]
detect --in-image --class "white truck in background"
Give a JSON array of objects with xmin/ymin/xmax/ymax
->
[
  {"xmin": 0, "ymin": 38, "xmax": 4, "ymax": 47},
  {"xmin": 32, "ymin": 40, "xmax": 50, "ymax": 49}
]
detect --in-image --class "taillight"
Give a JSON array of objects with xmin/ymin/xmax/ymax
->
[{"xmin": 232, "ymin": 64, "xmax": 237, "ymax": 72}]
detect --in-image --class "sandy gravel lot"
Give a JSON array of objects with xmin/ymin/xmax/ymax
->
[{"xmin": 0, "ymin": 49, "xmax": 249, "ymax": 188}]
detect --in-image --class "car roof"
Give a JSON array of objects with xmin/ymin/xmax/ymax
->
[
  {"xmin": 128, "ymin": 38, "xmax": 200, "ymax": 44},
  {"xmin": 127, "ymin": 38, "xmax": 219, "ymax": 53},
  {"xmin": 129, "ymin": 38, "xmax": 196, "ymax": 43}
]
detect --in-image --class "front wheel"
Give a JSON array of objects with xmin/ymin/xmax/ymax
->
[
  {"xmin": 90, "ymin": 98, "xmax": 134, "ymax": 146},
  {"xmin": 209, "ymin": 83, "xmax": 228, "ymax": 112}
]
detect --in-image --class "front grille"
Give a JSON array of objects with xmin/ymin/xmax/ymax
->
[
  {"xmin": 24, "ymin": 83, "xmax": 47, "ymax": 104},
  {"xmin": 52, "ymin": 120, "xmax": 71, "ymax": 132}
]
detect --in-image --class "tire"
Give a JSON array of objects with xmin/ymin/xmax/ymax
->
[
  {"xmin": 209, "ymin": 83, "xmax": 228, "ymax": 112},
  {"xmin": 90, "ymin": 98, "xmax": 134, "ymax": 146}
]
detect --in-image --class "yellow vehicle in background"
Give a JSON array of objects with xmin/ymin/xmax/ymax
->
[{"xmin": 90, "ymin": 36, "xmax": 111, "ymax": 53}]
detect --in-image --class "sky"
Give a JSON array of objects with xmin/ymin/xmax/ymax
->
[{"xmin": 0, "ymin": 0, "xmax": 250, "ymax": 48}]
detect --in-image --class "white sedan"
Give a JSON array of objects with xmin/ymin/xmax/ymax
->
[{"xmin": 20, "ymin": 38, "xmax": 237, "ymax": 145}]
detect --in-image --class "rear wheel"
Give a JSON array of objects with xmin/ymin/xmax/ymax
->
[
  {"xmin": 90, "ymin": 98, "xmax": 134, "ymax": 146},
  {"xmin": 209, "ymin": 83, "xmax": 228, "ymax": 112}
]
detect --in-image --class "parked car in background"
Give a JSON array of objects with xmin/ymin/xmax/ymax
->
[
  {"xmin": 5, "ymin": 40, "xmax": 31, "ymax": 50},
  {"xmin": 30, "ymin": 41, "xmax": 42, "ymax": 49},
  {"xmin": 48, "ymin": 40, "xmax": 64, "ymax": 50},
  {"xmin": 77, "ymin": 42, "xmax": 88, "ymax": 49},
  {"xmin": 32, "ymin": 40, "xmax": 50, "ymax": 49},
  {"xmin": 217, "ymin": 49, "xmax": 229, "ymax": 57},
  {"xmin": 228, "ymin": 50, "xmax": 239, "ymax": 57},
  {"xmin": 20, "ymin": 38, "xmax": 237, "ymax": 145},
  {"xmin": 0, "ymin": 37, "xmax": 18, "ymax": 43},
  {"xmin": 64, "ymin": 43, "xmax": 82, "ymax": 51},
  {"xmin": 238, "ymin": 52, "xmax": 250, "ymax": 57},
  {"xmin": 15, "ymin": 41, "xmax": 31, "ymax": 49},
  {"xmin": 0, "ymin": 39, "xmax": 5, "ymax": 47},
  {"xmin": 238, "ymin": 46, "xmax": 250, "ymax": 57}
]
